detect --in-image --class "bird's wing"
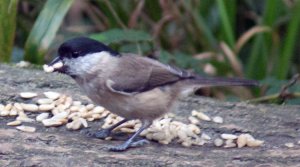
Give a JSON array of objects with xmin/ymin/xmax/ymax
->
[{"xmin": 106, "ymin": 55, "xmax": 193, "ymax": 95}]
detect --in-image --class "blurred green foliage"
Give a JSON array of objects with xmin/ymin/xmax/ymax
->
[
  {"xmin": 0, "ymin": 0, "xmax": 18, "ymax": 62},
  {"xmin": 0, "ymin": 0, "xmax": 299, "ymax": 102},
  {"xmin": 24, "ymin": 0, "xmax": 73, "ymax": 64}
]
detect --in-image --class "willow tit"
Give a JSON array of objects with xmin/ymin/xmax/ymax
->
[{"xmin": 48, "ymin": 37, "xmax": 258, "ymax": 151}]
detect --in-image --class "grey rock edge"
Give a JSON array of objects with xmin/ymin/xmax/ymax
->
[{"xmin": 0, "ymin": 64, "xmax": 299, "ymax": 167}]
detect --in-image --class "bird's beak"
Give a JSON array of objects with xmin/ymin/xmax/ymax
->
[
  {"xmin": 48, "ymin": 57, "xmax": 61, "ymax": 66},
  {"xmin": 44, "ymin": 56, "xmax": 65, "ymax": 73}
]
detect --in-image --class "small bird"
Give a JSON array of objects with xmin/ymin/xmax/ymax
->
[{"xmin": 48, "ymin": 37, "xmax": 258, "ymax": 151}]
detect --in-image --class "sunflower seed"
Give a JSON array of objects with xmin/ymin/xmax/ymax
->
[
  {"xmin": 20, "ymin": 92, "xmax": 38, "ymax": 99},
  {"xmin": 16, "ymin": 125, "xmax": 36, "ymax": 133},
  {"xmin": 43, "ymin": 92, "xmax": 61, "ymax": 100}
]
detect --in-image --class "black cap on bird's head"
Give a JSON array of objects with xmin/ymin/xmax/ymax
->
[
  {"xmin": 58, "ymin": 37, "xmax": 119, "ymax": 59},
  {"xmin": 48, "ymin": 37, "xmax": 119, "ymax": 75}
]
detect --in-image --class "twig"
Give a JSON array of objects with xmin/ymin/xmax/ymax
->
[{"xmin": 247, "ymin": 74, "xmax": 300, "ymax": 104}]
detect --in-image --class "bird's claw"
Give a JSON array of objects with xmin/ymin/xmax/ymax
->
[
  {"xmin": 130, "ymin": 139, "xmax": 150, "ymax": 147},
  {"xmin": 108, "ymin": 139, "xmax": 150, "ymax": 152},
  {"xmin": 94, "ymin": 129, "xmax": 111, "ymax": 139},
  {"xmin": 86, "ymin": 129, "xmax": 111, "ymax": 139}
]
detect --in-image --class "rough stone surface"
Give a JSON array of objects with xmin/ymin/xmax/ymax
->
[{"xmin": 0, "ymin": 64, "xmax": 300, "ymax": 167}]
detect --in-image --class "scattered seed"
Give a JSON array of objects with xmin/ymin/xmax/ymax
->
[
  {"xmin": 39, "ymin": 104, "xmax": 55, "ymax": 111},
  {"xmin": 224, "ymin": 142, "xmax": 236, "ymax": 148},
  {"xmin": 9, "ymin": 109, "xmax": 18, "ymax": 116},
  {"xmin": 52, "ymin": 108, "xmax": 59, "ymax": 115},
  {"xmin": 188, "ymin": 116, "xmax": 200, "ymax": 124},
  {"xmin": 16, "ymin": 116, "xmax": 35, "ymax": 123},
  {"xmin": 14, "ymin": 103, "xmax": 23, "ymax": 111},
  {"xmin": 70, "ymin": 106, "xmax": 79, "ymax": 112},
  {"xmin": 285, "ymin": 143, "xmax": 294, "ymax": 148},
  {"xmin": 20, "ymin": 92, "xmax": 37, "ymax": 99},
  {"xmin": 214, "ymin": 138, "xmax": 224, "ymax": 147},
  {"xmin": 86, "ymin": 104, "xmax": 95, "ymax": 111},
  {"xmin": 92, "ymin": 106, "xmax": 105, "ymax": 114},
  {"xmin": 0, "ymin": 104, "xmax": 4, "ymax": 110},
  {"xmin": 120, "ymin": 127, "xmax": 135, "ymax": 133},
  {"xmin": 5, "ymin": 103, "xmax": 13, "ymax": 111},
  {"xmin": 16, "ymin": 125, "xmax": 36, "ymax": 133},
  {"xmin": 79, "ymin": 118, "xmax": 88, "ymax": 128},
  {"xmin": 72, "ymin": 101, "xmax": 82, "ymax": 106},
  {"xmin": 16, "ymin": 61, "xmax": 30, "ymax": 68},
  {"xmin": 212, "ymin": 116, "xmax": 223, "ymax": 124},
  {"xmin": 71, "ymin": 119, "xmax": 82, "ymax": 130},
  {"xmin": 51, "ymin": 111, "xmax": 69, "ymax": 120},
  {"xmin": 201, "ymin": 133, "xmax": 211, "ymax": 140},
  {"xmin": 0, "ymin": 110, "xmax": 9, "ymax": 116},
  {"xmin": 64, "ymin": 97, "xmax": 73, "ymax": 108},
  {"xmin": 37, "ymin": 98, "xmax": 53, "ymax": 105},
  {"xmin": 105, "ymin": 137, "xmax": 112, "ymax": 140},
  {"xmin": 21, "ymin": 103, "xmax": 39, "ymax": 112},
  {"xmin": 191, "ymin": 110, "xmax": 211, "ymax": 121},
  {"xmin": 36, "ymin": 113, "xmax": 49, "ymax": 122},
  {"xmin": 87, "ymin": 117, "xmax": 94, "ymax": 121},
  {"xmin": 221, "ymin": 134, "xmax": 238, "ymax": 140},
  {"xmin": 181, "ymin": 141, "xmax": 192, "ymax": 147},
  {"xmin": 188, "ymin": 124, "xmax": 201, "ymax": 134},
  {"xmin": 78, "ymin": 106, "xmax": 87, "ymax": 113},
  {"xmin": 44, "ymin": 92, "xmax": 61, "ymax": 100},
  {"xmin": 42, "ymin": 119, "xmax": 63, "ymax": 127},
  {"xmin": 18, "ymin": 111, "xmax": 27, "ymax": 118},
  {"xmin": 7, "ymin": 120, "xmax": 22, "ymax": 126},
  {"xmin": 246, "ymin": 139, "xmax": 264, "ymax": 147},
  {"xmin": 237, "ymin": 134, "xmax": 248, "ymax": 148}
]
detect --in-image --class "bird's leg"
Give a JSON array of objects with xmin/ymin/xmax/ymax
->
[
  {"xmin": 89, "ymin": 119, "xmax": 128, "ymax": 139},
  {"xmin": 109, "ymin": 120, "xmax": 151, "ymax": 152}
]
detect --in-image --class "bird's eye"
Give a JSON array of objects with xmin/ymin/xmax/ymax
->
[{"xmin": 72, "ymin": 51, "xmax": 80, "ymax": 58}]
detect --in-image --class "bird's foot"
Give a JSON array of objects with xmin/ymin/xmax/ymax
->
[
  {"xmin": 86, "ymin": 129, "xmax": 111, "ymax": 139},
  {"xmin": 130, "ymin": 139, "xmax": 150, "ymax": 147},
  {"xmin": 108, "ymin": 139, "xmax": 150, "ymax": 152}
]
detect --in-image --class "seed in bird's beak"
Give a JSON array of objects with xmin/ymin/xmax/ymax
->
[
  {"xmin": 44, "ymin": 56, "xmax": 64, "ymax": 73},
  {"xmin": 52, "ymin": 61, "xmax": 63, "ymax": 69},
  {"xmin": 43, "ymin": 64, "xmax": 54, "ymax": 73}
]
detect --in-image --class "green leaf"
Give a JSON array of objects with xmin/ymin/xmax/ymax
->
[
  {"xmin": 182, "ymin": 1, "xmax": 218, "ymax": 50},
  {"xmin": 246, "ymin": 0, "xmax": 280, "ymax": 79},
  {"xmin": 119, "ymin": 42, "xmax": 152, "ymax": 54},
  {"xmin": 276, "ymin": 1, "xmax": 300, "ymax": 79},
  {"xmin": 24, "ymin": 0, "xmax": 73, "ymax": 64},
  {"xmin": 0, "ymin": 0, "xmax": 18, "ymax": 62},
  {"xmin": 90, "ymin": 29, "xmax": 152, "ymax": 45},
  {"xmin": 217, "ymin": 0, "xmax": 235, "ymax": 48}
]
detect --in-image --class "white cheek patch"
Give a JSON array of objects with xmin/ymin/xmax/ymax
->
[
  {"xmin": 66, "ymin": 51, "xmax": 113, "ymax": 75},
  {"xmin": 43, "ymin": 51, "xmax": 113, "ymax": 75}
]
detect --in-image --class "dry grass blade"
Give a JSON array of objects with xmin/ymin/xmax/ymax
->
[
  {"xmin": 235, "ymin": 26, "xmax": 271, "ymax": 54},
  {"xmin": 220, "ymin": 42, "xmax": 243, "ymax": 77},
  {"xmin": 128, "ymin": 0, "xmax": 145, "ymax": 28},
  {"xmin": 152, "ymin": 15, "xmax": 173, "ymax": 39},
  {"xmin": 193, "ymin": 52, "xmax": 216, "ymax": 60}
]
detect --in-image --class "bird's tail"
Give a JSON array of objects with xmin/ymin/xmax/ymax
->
[{"xmin": 187, "ymin": 75, "xmax": 259, "ymax": 87}]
